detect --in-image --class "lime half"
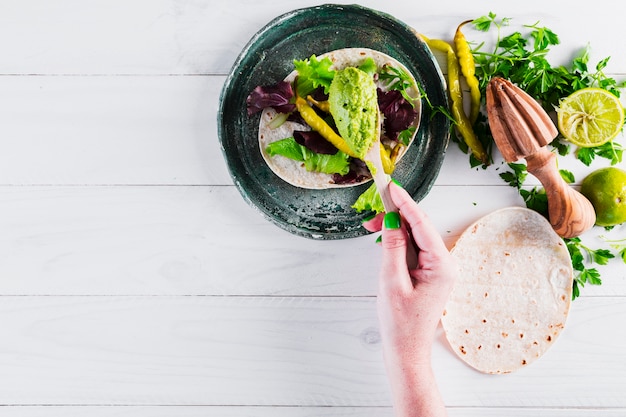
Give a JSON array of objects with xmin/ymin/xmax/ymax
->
[{"xmin": 557, "ymin": 87, "xmax": 624, "ymax": 147}]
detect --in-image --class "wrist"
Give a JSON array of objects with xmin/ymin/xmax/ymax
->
[
  {"xmin": 383, "ymin": 347, "xmax": 433, "ymax": 383},
  {"xmin": 382, "ymin": 338, "xmax": 433, "ymax": 369},
  {"xmin": 385, "ymin": 360, "xmax": 445, "ymax": 417}
]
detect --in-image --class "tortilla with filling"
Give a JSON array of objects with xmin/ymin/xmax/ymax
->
[
  {"xmin": 441, "ymin": 207, "xmax": 573, "ymax": 374},
  {"xmin": 258, "ymin": 48, "xmax": 421, "ymax": 189}
]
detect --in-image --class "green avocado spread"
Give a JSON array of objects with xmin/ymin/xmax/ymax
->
[{"xmin": 328, "ymin": 67, "xmax": 378, "ymax": 160}]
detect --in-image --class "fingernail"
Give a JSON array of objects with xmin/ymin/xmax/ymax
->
[
  {"xmin": 384, "ymin": 212, "xmax": 401, "ymax": 229},
  {"xmin": 361, "ymin": 214, "xmax": 376, "ymax": 223},
  {"xmin": 375, "ymin": 235, "xmax": 382, "ymax": 244},
  {"xmin": 391, "ymin": 178, "xmax": 403, "ymax": 188}
]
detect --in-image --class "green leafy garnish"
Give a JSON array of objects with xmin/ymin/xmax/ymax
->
[
  {"xmin": 379, "ymin": 64, "xmax": 418, "ymax": 105},
  {"xmin": 397, "ymin": 126, "xmax": 416, "ymax": 146},
  {"xmin": 293, "ymin": 55, "xmax": 336, "ymax": 97},
  {"xmin": 577, "ymin": 141, "xmax": 623, "ymax": 166},
  {"xmin": 266, "ymin": 137, "xmax": 350, "ymax": 175},
  {"xmin": 601, "ymin": 235, "xmax": 626, "ymax": 263},
  {"xmin": 566, "ymin": 237, "xmax": 615, "ymax": 300},
  {"xmin": 519, "ymin": 187, "xmax": 548, "ymax": 218},
  {"xmin": 352, "ymin": 182, "xmax": 385, "ymax": 214},
  {"xmin": 358, "ymin": 57, "xmax": 378, "ymax": 76},
  {"xmin": 559, "ymin": 169, "xmax": 575, "ymax": 184},
  {"xmin": 499, "ymin": 162, "xmax": 527, "ymax": 190}
]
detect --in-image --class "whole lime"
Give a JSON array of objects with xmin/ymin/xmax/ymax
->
[{"xmin": 580, "ymin": 167, "xmax": 626, "ymax": 227}]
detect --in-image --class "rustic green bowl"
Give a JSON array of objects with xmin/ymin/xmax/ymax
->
[{"xmin": 218, "ymin": 4, "xmax": 449, "ymax": 239}]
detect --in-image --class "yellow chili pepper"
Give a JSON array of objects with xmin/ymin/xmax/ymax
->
[
  {"xmin": 389, "ymin": 143, "xmax": 403, "ymax": 165},
  {"xmin": 421, "ymin": 35, "xmax": 488, "ymax": 164},
  {"xmin": 306, "ymin": 95, "xmax": 330, "ymax": 113},
  {"xmin": 294, "ymin": 95, "xmax": 358, "ymax": 158},
  {"xmin": 380, "ymin": 144, "xmax": 394, "ymax": 174},
  {"xmin": 454, "ymin": 19, "xmax": 481, "ymax": 125}
]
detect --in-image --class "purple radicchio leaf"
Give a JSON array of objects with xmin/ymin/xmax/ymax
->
[
  {"xmin": 332, "ymin": 159, "xmax": 371, "ymax": 185},
  {"xmin": 293, "ymin": 130, "xmax": 338, "ymax": 155},
  {"xmin": 246, "ymin": 81, "xmax": 296, "ymax": 115},
  {"xmin": 377, "ymin": 88, "xmax": 417, "ymax": 141}
]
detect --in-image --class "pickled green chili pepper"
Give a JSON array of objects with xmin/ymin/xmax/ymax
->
[
  {"xmin": 306, "ymin": 95, "xmax": 330, "ymax": 113},
  {"xmin": 421, "ymin": 35, "xmax": 488, "ymax": 164},
  {"xmin": 454, "ymin": 19, "xmax": 481, "ymax": 125},
  {"xmin": 294, "ymin": 95, "xmax": 358, "ymax": 158}
]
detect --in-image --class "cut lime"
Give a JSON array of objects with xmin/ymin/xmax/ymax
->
[{"xmin": 556, "ymin": 87, "xmax": 624, "ymax": 147}]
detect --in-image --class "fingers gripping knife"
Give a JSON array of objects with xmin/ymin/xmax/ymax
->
[
  {"xmin": 486, "ymin": 77, "xmax": 596, "ymax": 238},
  {"xmin": 366, "ymin": 111, "xmax": 419, "ymax": 269}
]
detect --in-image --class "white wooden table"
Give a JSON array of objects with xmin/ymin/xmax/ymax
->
[{"xmin": 1, "ymin": 1, "xmax": 625, "ymax": 416}]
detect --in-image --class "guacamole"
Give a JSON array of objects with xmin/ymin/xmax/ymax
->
[{"xmin": 328, "ymin": 67, "xmax": 378, "ymax": 160}]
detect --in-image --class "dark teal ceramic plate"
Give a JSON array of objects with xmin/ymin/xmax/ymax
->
[{"xmin": 218, "ymin": 4, "xmax": 449, "ymax": 239}]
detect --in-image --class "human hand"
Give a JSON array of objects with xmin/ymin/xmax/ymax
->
[{"xmin": 363, "ymin": 182, "xmax": 457, "ymax": 416}]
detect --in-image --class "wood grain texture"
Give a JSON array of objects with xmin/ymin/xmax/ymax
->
[
  {"xmin": 1, "ymin": 1, "xmax": 625, "ymax": 415},
  {"xmin": 1, "ymin": 0, "xmax": 625, "ymax": 75},
  {"xmin": 0, "ymin": 296, "xmax": 625, "ymax": 407},
  {"xmin": 1, "ymin": 185, "xmax": 622, "ymax": 296},
  {"xmin": 3, "ymin": 406, "xmax": 626, "ymax": 417}
]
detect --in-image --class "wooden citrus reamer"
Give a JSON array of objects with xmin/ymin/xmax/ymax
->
[{"xmin": 486, "ymin": 77, "xmax": 596, "ymax": 238}]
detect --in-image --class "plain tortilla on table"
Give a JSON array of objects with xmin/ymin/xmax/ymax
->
[{"xmin": 441, "ymin": 207, "xmax": 573, "ymax": 374}]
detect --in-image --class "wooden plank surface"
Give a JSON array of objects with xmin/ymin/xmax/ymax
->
[
  {"xmin": 1, "ymin": 296, "xmax": 625, "ymax": 408},
  {"xmin": 1, "ymin": 185, "xmax": 622, "ymax": 296},
  {"xmin": 1, "ymin": 1, "xmax": 625, "ymax": 75},
  {"xmin": 2, "ymin": 406, "xmax": 625, "ymax": 417},
  {"xmin": 1, "ymin": 0, "xmax": 625, "ymax": 415}
]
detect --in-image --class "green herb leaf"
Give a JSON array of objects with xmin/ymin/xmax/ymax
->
[
  {"xmin": 565, "ymin": 237, "xmax": 619, "ymax": 299},
  {"xmin": 576, "ymin": 147, "xmax": 595, "ymax": 166},
  {"xmin": 600, "ymin": 235, "xmax": 626, "ymax": 264},
  {"xmin": 559, "ymin": 169, "xmax": 575, "ymax": 184},
  {"xmin": 397, "ymin": 126, "xmax": 416, "ymax": 146},
  {"xmin": 499, "ymin": 162, "xmax": 527, "ymax": 189},
  {"xmin": 576, "ymin": 141, "xmax": 624, "ymax": 165},
  {"xmin": 592, "ymin": 249, "xmax": 615, "ymax": 266},
  {"xmin": 580, "ymin": 268, "xmax": 602, "ymax": 286},
  {"xmin": 379, "ymin": 64, "xmax": 418, "ymax": 105},
  {"xmin": 520, "ymin": 187, "xmax": 548, "ymax": 217}
]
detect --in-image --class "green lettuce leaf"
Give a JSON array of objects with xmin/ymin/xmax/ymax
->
[
  {"xmin": 293, "ymin": 55, "xmax": 336, "ymax": 97},
  {"xmin": 352, "ymin": 182, "xmax": 384, "ymax": 214},
  {"xmin": 358, "ymin": 57, "xmax": 377, "ymax": 76},
  {"xmin": 265, "ymin": 137, "xmax": 350, "ymax": 175}
]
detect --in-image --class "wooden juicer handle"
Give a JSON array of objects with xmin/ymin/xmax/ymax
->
[
  {"xmin": 525, "ymin": 147, "xmax": 596, "ymax": 238},
  {"xmin": 486, "ymin": 77, "xmax": 596, "ymax": 238}
]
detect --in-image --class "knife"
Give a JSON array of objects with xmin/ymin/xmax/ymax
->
[{"xmin": 365, "ymin": 113, "xmax": 419, "ymax": 269}]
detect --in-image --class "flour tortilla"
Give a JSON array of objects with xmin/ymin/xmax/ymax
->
[
  {"xmin": 441, "ymin": 207, "xmax": 573, "ymax": 374},
  {"xmin": 258, "ymin": 48, "xmax": 421, "ymax": 189}
]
